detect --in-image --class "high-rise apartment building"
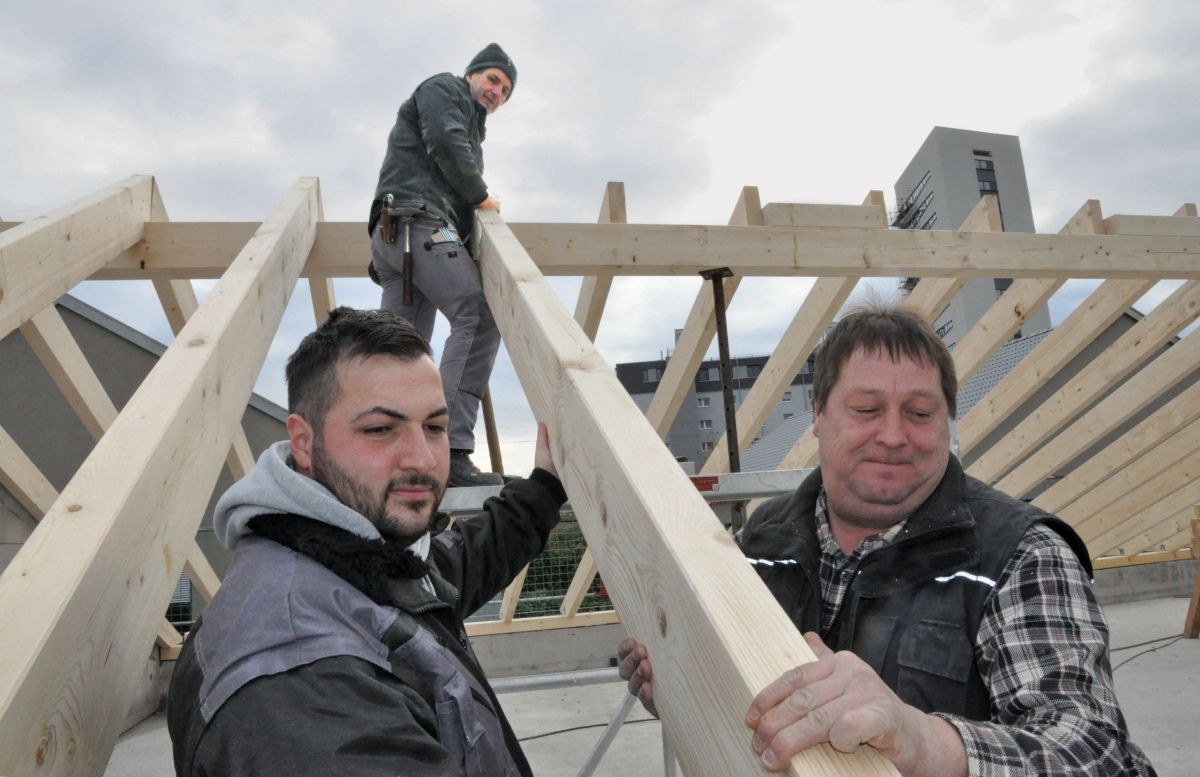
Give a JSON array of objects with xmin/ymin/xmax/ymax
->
[{"xmin": 893, "ymin": 127, "xmax": 1052, "ymax": 348}]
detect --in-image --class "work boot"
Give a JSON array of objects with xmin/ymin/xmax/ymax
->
[{"xmin": 448, "ymin": 450, "xmax": 503, "ymax": 487}]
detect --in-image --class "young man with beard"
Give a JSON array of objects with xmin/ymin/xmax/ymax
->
[
  {"xmin": 167, "ymin": 307, "xmax": 566, "ymax": 777},
  {"xmin": 618, "ymin": 302, "xmax": 1156, "ymax": 776}
]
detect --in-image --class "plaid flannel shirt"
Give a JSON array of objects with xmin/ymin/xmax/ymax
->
[{"xmin": 814, "ymin": 491, "xmax": 1155, "ymax": 776}]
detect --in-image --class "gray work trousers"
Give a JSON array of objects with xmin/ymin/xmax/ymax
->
[{"xmin": 371, "ymin": 216, "xmax": 500, "ymax": 452}]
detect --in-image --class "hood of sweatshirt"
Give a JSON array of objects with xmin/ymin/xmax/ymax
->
[{"xmin": 213, "ymin": 441, "xmax": 430, "ymax": 562}]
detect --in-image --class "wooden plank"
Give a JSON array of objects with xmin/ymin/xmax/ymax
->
[
  {"xmin": 761, "ymin": 202, "xmax": 888, "ymax": 228},
  {"xmin": 701, "ymin": 276, "xmax": 855, "ymax": 474},
  {"xmin": 466, "ymin": 609, "xmax": 619, "ymax": 637},
  {"xmin": 957, "ymin": 279, "xmax": 1153, "ymax": 456},
  {"xmin": 1104, "ymin": 215, "xmax": 1200, "ymax": 236},
  {"xmin": 993, "ymin": 325, "xmax": 1200, "ymax": 498},
  {"xmin": 93, "ymin": 219, "xmax": 1200, "ymax": 280},
  {"xmin": 152, "ymin": 279, "xmax": 256, "ymax": 480},
  {"xmin": 1185, "ymin": 512, "xmax": 1199, "ymax": 638},
  {"xmin": 1085, "ymin": 476, "xmax": 1200, "ymax": 557},
  {"xmin": 0, "ymin": 178, "xmax": 320, "ymax": 777},
  {"xmin": 309, "ymin": 278, "xmax": 337, "ymax": 326},
  {"xmin": 1034, "ymin": 380, "xmax": 1200, "ymax": 514},
  {"xmin": 969, "ymin": 279, "xmax": 1200, "ymax": 486},
  {"xmin": 573, "ymin": 182, "xmax": 626, "ymax": 340},
  {"xmin": 476, "ymin": 211, "xmax": 898, "ymax": 776},
  {"xmin": 945, "ymin": 201, "xmax": 1103, "ymax": 388},
  {"xmin": 0, "ymin": 176, "xmax": 155, "ymax": 340},
  {"xmin": 0, "ymin": 426, "xmax": 56, "ymax": 518},
  {"xmin": 644, "ymin": 187, "xmax": 761, "ymax": 436},
  {"xmin": 899, "ymin": 196, "xmax": 1004, "ymax": 322},
  {"xmin": 1092, "ymin": 548, "xmax": 1194, "ymax": 570},
  {"xmin": 1069, "ymin": 447, "xmax": 1198, "ymax": 541},
  {"xmin": 560, "ymin": 549, "xmax": 599, "ymax": 617},
  {"xmin": 1058, "ymin": 418, "xmax": 1200, "ymax": 528},
  {"xmin": 498, "ymin": 564, "xmax": 530, "ymax": 623},
  {"xmin": 559, "ymin": 184, "xmax": 631, "ymax": 612},
  {"xmin": 1175, "ymin": 204, "xmax": 1198, "ymax": 218},
  {"xmin": 19, "ymin": 307, "xmax": 118, "ymax": 440}
]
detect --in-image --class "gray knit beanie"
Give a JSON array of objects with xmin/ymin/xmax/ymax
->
[{"xmin": 466, "ymin": 42, "xmax": 517, "ymax": 95}]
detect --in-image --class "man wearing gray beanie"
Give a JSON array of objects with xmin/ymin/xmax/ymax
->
[{"xmin": 369, "ymin": 43, "xmax": 517, "ymax": 487}]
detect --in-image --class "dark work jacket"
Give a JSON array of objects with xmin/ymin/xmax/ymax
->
[
  {"xmin": 737, "ymin": 457, "xmax": 1090, "ymax": 720},
  {"xmin": 168, "ymin": 471, "xmax": 565, "ymax": 777},
  {"xmin": 371, "ymin": 72, "xmax": 489, "ymax": 245}
]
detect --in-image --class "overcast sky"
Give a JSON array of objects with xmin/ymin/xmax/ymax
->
[{"xmin": 3, "ymin": 0, "xmax": 1197, "ymax": 469}]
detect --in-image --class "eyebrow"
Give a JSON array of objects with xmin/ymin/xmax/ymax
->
[{"xmin": 352, "ymin": 405, "xmax": 450, "ymax": 422}]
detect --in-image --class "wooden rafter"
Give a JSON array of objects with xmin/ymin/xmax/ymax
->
[
  {"xmin": 475, "ymin": 210, "xmax": 898, "ymax": 776},
  {"xmin": 0, "ymin": 178, "xmax": 320, "ymax": 777}
]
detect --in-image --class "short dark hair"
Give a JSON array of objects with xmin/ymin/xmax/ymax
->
[
  {"xmin": 811, "ymin": 300, "xmax": 957, "ymax": 417},
  {"xmin": 286, "ymin": 307, "xmax": 433, "ymax": 431}
]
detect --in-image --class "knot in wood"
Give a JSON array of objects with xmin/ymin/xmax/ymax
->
[
  {"xmin": 657, "ymin": 607, "xmax": 668, "ymax": 638},
  {"xmin": 36, "ymin": 726, "xmax": 56, "ymax": 766},
  {"xmin": 67, "ymin": 504, "xmax": 82, "ymax": 513},
  {"xmin": 187, "ymin": 337, "xmax": 206, "ymax": 347}
]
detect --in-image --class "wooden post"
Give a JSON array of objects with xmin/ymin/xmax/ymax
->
[{"xmin": 1185, "ymin": 510, "xmax": 1200, "ymax": 639}]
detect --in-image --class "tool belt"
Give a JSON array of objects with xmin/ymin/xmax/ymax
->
[{"xmin": 369, "ymin": 198, "xmax": 463, "ymax": 295}]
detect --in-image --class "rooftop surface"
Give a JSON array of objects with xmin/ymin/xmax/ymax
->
[{"xmin": 107, "ymin": 595, "xmax": 1198, "ymax": 776}]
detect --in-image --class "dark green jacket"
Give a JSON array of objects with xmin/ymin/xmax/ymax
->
[{"xmin": 372, "ymin": 72, "xmax": 489, "ymax": 243}]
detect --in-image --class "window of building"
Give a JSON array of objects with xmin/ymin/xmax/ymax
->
[
  {"xmin": 700, "ymin": 441, "xmax": 714, "ymax": 452},
  {"xmin": 936, "ymin": 320, "xmax": 953, "ymax": 338},
  {"xmin": 748, "ymin": 364, "xmax": 761, "ymax": 378},
  {"xmin": 697, "ymin": 396, "xmax": 710, "ymax": 407},
  {"xmin": 699, "ymin": 419, "xmax": 713, "ymax": 429},
  {"xmin": 732, "ymin": 365, "xmax": 748, "ymax": 379},
  {"xmin": 979, "ymin": 180, "xmax": 997, "ymax": 193},
  {"xmin": 641, "ymin": 367, "xmax": 662, "ymax": 383},
  {"xmin": 782, "ymin": 391, "xmax": 792, "ymax": 402},
  {"xmin": 975, "ymin": 158, "xmax": 994, "ymax": 170},
  {"xmin": 973, "ymin": 149, "xmax": 992, "ymax": 157},
  {"xmin": 783, "ymin": 413, "xmax": 794, "ymax": 420}
]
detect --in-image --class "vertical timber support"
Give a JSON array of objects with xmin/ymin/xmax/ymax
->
[
  {"xmin": 0, "ymin": 178, "xmax": 320, "ymax": 777},
  {"xmin": 477, "ymin": 210, "xmax": 897, "ymax": 776},
  {"xmin": 1185, "ymin": 510, "xmax": 1200, "ymax": 639}
]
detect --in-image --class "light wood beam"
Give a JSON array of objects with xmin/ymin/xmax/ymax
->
[
  {"xmin": 644, "ymin": 187, "xmax": 761, "ymax": 436},
  {"xmin": 573, "ymin": 182, "xmax": 626, "ymax": 340},
  {"xmin": 0, "ymin": 178, "xmax": 320, "ymax": 777},
  {"xmin": 476, "ymin": 211, "xmax": 897, "ymax": 776},
  {"xmin": 498, "ymin": 565, "xmax": 530, "ymax": 623},
  {"xmin": 1033, "ymin": 380, "xmax": 1200, "ymax": 514},
  {"xmin": 466, "ymin": 609, "xmax": 619, "ymax": 637},
  {"xmin": 994, "ymin": 326, "xmax": 1200, "ymax": 499},
  {"xmin": 0, "ymin": 176, "xmax": 155, "ymax": 340},
  {"xmin": 956, "ymin": 277, "xmax": 1152, "ymax": 457},
  {"xmin": 309, "ymin": 279, "xmax": 336, "ymax": 326},
  {"xmin": 898, "ymin": 195, "xmax": 1003, "ymax": 322},
  {"xmin": 700, "ymin": 192, "xmax": 888, "ymax": 473},
  {"xmin": 1185, "ymin": 511, "xmax": 1199, "ymax": 638},
  {"xmin": 1070, "ymin": 446, "xmax": 1199, "ymax": 541},
  {"xmin": 1088, "ymin": 480, "xmax": 1200, "ymax": 557},
  {"xmin": 1093, "ymin": 548, "xmax": 1194, "ymax": 570},
  {"xmin": 556, "ymin": 183, "xmax": 629, "ymax": 617},
  {"xmin": 1104, "ymin": 214, "xmax": 1200, "ymax": 236},
  {"xmin": 92, "ymin": 219, "xmax": 1200, "ymax": 280},
  {"xmin": 1175, "ymin": 204, "xmax": 1198, "ymax": 217},
  {"xmin": 19, "ymin": 307, "xmax": 118, "ymax": 439},
  {"xmin": 945, "ymin": 201, "xmax": 1102, "ymax": 388},
  {"xmin": 1057, "ymin": 418, "xmax": 1200, "ymax": 529},
  {"xmin": 969, "ymin": 279, "xmax": 1200, "ymax": 485}
]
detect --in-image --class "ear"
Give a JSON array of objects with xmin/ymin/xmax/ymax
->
[
  {"xmin": 287, "ymin": 414, "xmax": 316, "ymax": 474},
  {"xmin": 811, "ymin": 405, "xmax": 823, "ymax": 439}
]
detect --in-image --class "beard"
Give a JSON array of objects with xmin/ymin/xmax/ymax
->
[{"xmin": 309, "ymin": 438, "xmax": 444, "ymax": 546}]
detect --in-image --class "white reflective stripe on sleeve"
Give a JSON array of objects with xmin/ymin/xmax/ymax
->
[
  {"xmin": 933, "ymin": 570, "xmax": 997, "ymax": 587},
  {"xmin": 746, "ymin": 558, "xmax": 797, "ymax": 566}
]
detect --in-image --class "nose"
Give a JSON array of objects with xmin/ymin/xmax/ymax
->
[
  {"xmin": 395, "ymin": 428, "xmax": 437, "ymax": 473},
  {"xmin": 874, "ymin": 409, "xmax": 908, "ymax": 448}
]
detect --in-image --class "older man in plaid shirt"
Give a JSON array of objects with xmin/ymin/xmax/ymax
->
[{"xmin": 620, "ymin": 301, "xmax": 1155, "ymax": 775}]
